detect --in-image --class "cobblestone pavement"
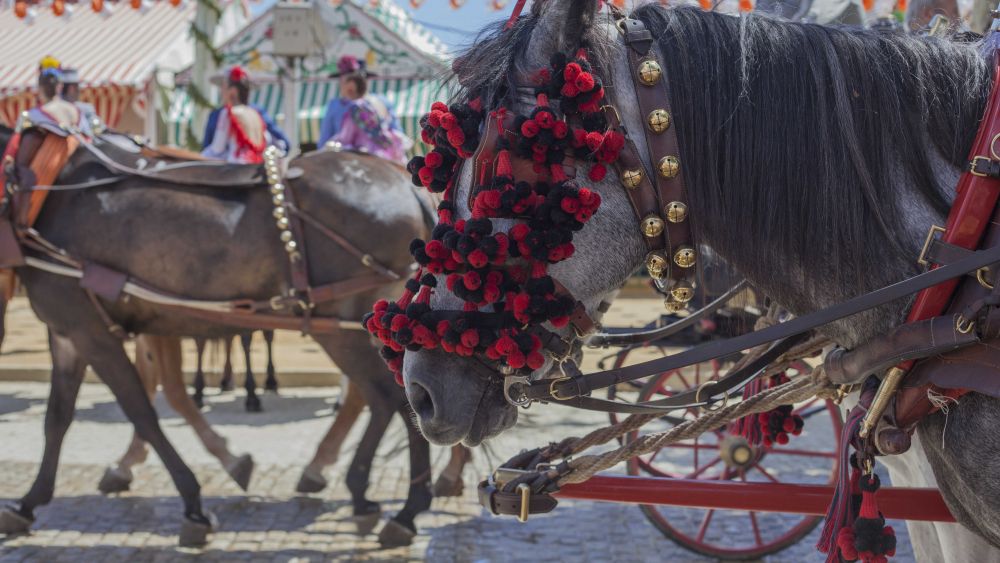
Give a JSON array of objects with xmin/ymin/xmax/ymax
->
[{"xmin": 0, "ymin": 295, "xmax": 915, "ymax": 562}]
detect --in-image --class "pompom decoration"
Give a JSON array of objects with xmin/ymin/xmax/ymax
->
[{"xmin": 367, "ymin": 48, "xmax": 620, "ymax": 383}]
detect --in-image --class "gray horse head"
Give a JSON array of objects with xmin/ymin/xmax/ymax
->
[{"xmin": 403, "ymin": 1, "xmax": 989, "ymax": 447}]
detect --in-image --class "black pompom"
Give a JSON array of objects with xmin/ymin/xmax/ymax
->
[
  {"xmin": 420, "ymin": 273, "xmax": 438, "ymax": 287},
  {"xmin": 405, "ymin": 279, "xmax": 421, "ymax": 293}
]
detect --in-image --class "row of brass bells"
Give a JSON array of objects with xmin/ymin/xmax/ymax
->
[{"xmin": 264, "ymin": 148, "xmax": 298, "ymax": 257}]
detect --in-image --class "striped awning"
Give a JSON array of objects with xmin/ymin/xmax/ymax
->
[
  {"xmin": 0, "ymin": 2, "xmax": 195, "ymax": 97},
  {"xmin": 0, "ymin": 84, "xmax": 136, "ymax": 129},
  {"xmin": 166, "ymin": 77, "xmax": 450, "ymax": 154}
]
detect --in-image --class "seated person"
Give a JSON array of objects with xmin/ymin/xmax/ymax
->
[
  {"xmin": 201, "ymin": 66, "xmax": 272, "ymax": 164},
  {"xmin": 318, "ymin": 55, "xmax": 402, "ymax": 148},
  {"xmin": 330, "ymin": 72, "xmax": 412, "ymax": 165}
]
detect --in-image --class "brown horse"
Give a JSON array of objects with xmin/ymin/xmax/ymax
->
[{"xmin": 0, "ymin": 130, "xmax": 440, "ymax": 546}]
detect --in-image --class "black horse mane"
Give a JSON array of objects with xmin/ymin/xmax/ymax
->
[
  {"xmin": 638, "ymin": 6, "xmax": 991, "ymax": 292},
  {"xmin": 450, "ymin": 6, "xmax": 992, "ymax": 299}
]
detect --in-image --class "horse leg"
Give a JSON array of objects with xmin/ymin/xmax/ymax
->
[
  {"xmin": 432, "ymin": 444, "xmax": 472, "ymax": 498},
  {"xmin": 296, "ymin": 378, "xmax": 367, "ymax": 493},
  {"xmin": 152, "ymin": 334, "xmax": 254, "ymax": 491},
  {"xmin": 310, "ymin": 331, "xmax": 414, "ymax": 536},
  {"xmin": 219, "ymin": 335, "xmax": 234, "ymax": 392},
  {"xmin": 76, "ymin": 330, "xmax": 213, "ymax": 546},
  {"xmin": 263, "ymin": 330, "xmax": 278, "ymax": 393},
  {"xmin": 96, "ymin": 335, "xmax": 159, "ymax": 494},
  {"xmin": 0, "ymin": 330, "xmax": 84, "ymax": 535},
  {"xmin": 378, "ymin": 404, "xmax": 433, "ymax": 547},
  {"xmin": 192, "ymin": 337, "xmax": 207, "ymax": 408},
  {"xmin": 240, "ymin": 333, "xmax": 261, "ymax": 412}
]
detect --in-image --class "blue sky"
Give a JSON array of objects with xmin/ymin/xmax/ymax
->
[
  {"xmin": 400, "ymin": 1, "xmax": 509, "ymax": 50},
  {"xmin": 253, "ymin": 1, "xmax": 508, "ymax": 51}
]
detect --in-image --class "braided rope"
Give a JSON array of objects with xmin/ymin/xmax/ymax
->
[{"xmin": 557, "ymin": 371, "xmax": 831, "ymax": 486}]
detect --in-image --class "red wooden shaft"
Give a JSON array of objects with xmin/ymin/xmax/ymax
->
[{"xmin": 556, "ymin": 475, "xmax": 956, "ymax": 522}]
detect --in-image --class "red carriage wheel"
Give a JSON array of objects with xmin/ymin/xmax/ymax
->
[{"xmin": 608, "ymin": 346, "xmax": 842, "ymax": 560}]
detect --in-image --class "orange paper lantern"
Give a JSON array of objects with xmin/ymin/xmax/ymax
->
[
  {"xmin": 169, "ymin": 0, "xmax": 182, "ymax": 6},
  {"xmin": 490, "ymin": 0, "xmax": 507, "ymax": 9},
  {"xmin": 52, "ymin": 0, "xmax": 65, "ymax": 16},
  {"xmin": 130, "ymin": 0, "xmax": 142, "ymax": 9},
  {"xmin": 698, "ymin": 0, "xmax": 712, "ymax": 8},
  {"xmin": 14, "ymin": 1, "xmax": 28, "ymax": 18},
  {"xmin": 738, "ymin": 0, "xmax": 753, "ymax": 11},
  {"xmin": 449, "ymin": 0, "xmax": 465, "ymax": 7},
  {"xmin": 895, "ymin": 0, "xmax": 907, "ymax": 11},
  {"xmin": 91, "ymin": 0, "xmax": 103, "ymax": 11}
]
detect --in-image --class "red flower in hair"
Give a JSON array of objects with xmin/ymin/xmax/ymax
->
[{"xmin": 228, "ymin": 65, "xmax": 249, "ymax": 84}]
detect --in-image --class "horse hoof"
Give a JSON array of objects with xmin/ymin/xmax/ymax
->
[
  {"xmin": 295, "ymin": 468, "xmax": 327, "ymax": 494},
  {"xmin": 225, "ymin": 454, "xmax": 254, "ymax": 492},
  {"xmin": 98, "ymin": 466, "xmax": 133, "ymax": 494},
  {"xmin": 348, "ymin": 510, "xmax": 382, "ymax": 536},
  {"xmin": 192, "ymin": 394, "xmax": 204, "ymax": 409},
  {"xmin": 0, "ymin": 506, "xmax": 32, "ymax": 535},
  {"xmin": 178, "ymin": 512, "xmax": 215, "ymax": 547},
  {"xmin": 432, "ymin": 474, "xmax": 464, "ymax": 498},
  {"xmin": 378, "ymin": 519, "xmax": 416, "ymax": 548},
  {"xmin": 244, "ymin": 397, "xmax": 262, "ymax": 412}
]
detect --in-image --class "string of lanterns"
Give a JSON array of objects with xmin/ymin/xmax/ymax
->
[{"xmin": 9, "ymin": 0, "xmax": 186, "ymax": 20}]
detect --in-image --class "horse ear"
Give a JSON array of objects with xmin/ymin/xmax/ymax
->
[{"xmin": 525, "ymin": 0, "xmax": 601, "ymax": 70}]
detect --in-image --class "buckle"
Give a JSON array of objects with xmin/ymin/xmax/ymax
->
[
  {"xmin": 970, "ymin": 155, "xmax": 994, "ymax": 177},
  {"xmin": 917, "ymin": 225, "xmax": 946, "ymax": 267}
]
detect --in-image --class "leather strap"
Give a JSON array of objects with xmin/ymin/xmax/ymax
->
[
  {"xmin": 619, "ymin": 17, "xmax": 696, "ymax": 310},
  {"xmin": 477, "ymin": 479, "xmax": 558, "ymax": 518},
  {"xmin": 523, "ymin": 241, "xmax": 1000, "ymax": 402}
]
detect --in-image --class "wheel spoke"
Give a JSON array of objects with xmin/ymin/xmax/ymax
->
[
  {"xmin": 749, "ymin": 510, "xmax": 764, "ymax": 547},
  {"xmin": 685, "ymin": 456, "xmax": 721, "ymax": 479},
  {"xmin": 752, "ymin": 462, "xmax": 781, "ymax": 484},
  {"xmin": 696, "ymin": 509, "xmax": 716, "ymax": 543}
]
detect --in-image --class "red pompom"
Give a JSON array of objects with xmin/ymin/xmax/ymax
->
[
  {"xmin": 526, "ymin": 351, "xmax": 546, "ymax": 370},
  {"xmin": 560, "ymin": 83, "xmax": 580, "ymax": 98},
  {"xmin": 535, "ymin": 111, "xmax": 555, "ymax": 129},
  {"xmin": 585, "ymin": 131, "xmax": 604, "ymax": 152},
  {"xmin": 575, "ymin": 72, "xmax": 595, "ymax": 92},
  {"xmin": 440, "ymin": 112, "xmax": 458, "ymax": 130},
  {"xmin": 564, "ymin": 62, "xmax": 582, "ymax": 81},
  {"xmin": 506, "ymin": 349, "xmax": 526, "ymax": 369},
  {"xmin": 418, "ymin": 167, "xmax": 434, "ymax": 187},
  {"xmin": 467, "ymin": 249, "xmax": 488, "ymax": 268},
  {"xmin": 425, "ymin": 239, "xmax": 445, "ymax": 258},
  {"xmin": 521, "ymin": 120, "xmax": 540, "ymax": 138},
  {"xmin": 447, "ymin": 128, "xmax": 466, "ymax": 148},
  {"xmin": 425, "ymin": 151, "xmax": 444, "ymax": 168},
  {"xmin": 463, "ymin": 271, "xmax": 482, "ymax": 290},
  {"xmin": 431, "ymin": 101, "xmax": 449, "ymax": 113},
  {"xmin": 461, "ymin": 329, "xmax": 480, "ymax": 348},
  {"xmin": 509, "ymin": 223, "xmax": 531, "ymax": 241},
  {"xmin": 588, "ymin": 163, "xmax": 607, "ymax": 182},
  {"xmin": 560, "ymin": 197, "xmax": 580, "ymax": 214},
  {"xmin": 552, "ymin": 121, "xmax": 569, "ymax": 139}
]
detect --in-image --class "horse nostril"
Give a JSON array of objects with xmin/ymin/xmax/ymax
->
[{"xmin": 408, "ymin": 380, "xmax": 436, "ymax": 421}]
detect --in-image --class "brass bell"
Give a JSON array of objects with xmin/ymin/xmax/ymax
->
[
  {"xmin": 272, "ymin": 193, "xmax": 285, "ymax": 206},
  {"xmin": 637, "ymin": 59, "xmax": 662, "ymax": 86},
  {"xmin": 670, "ymin": 280, "xmax": 694, "ymax": 302},
  {"xmin": 279, "ymin": 230, "xmax": 294, "ymax": 243},
  {"xmin": 641, "ymin": 215, "xmax": 665, "ymax": 238},
  {"xmin": 621, "ymin": 169, "xmax": 643, "ymax": 189},
  {"xmin": 645, "ymin": 252, "xmax": 668, "ymax": 280},
  {"xmin": 269, "ymin": 183, "xmax": 285, "ymax": 195},
  {"xmin": 658, "ymin": 156, "xmax": 680, "ymax": 179},
  {"xmin": 273, "ymin": 207, "xmax": 286, "ymax": 219},
  {"xmin": 665, "ymin": 201, "xmax": 687, "ymax": 223},
  {"xmin": 673, "ymin": 245, "xmax": 696, "ymax": 268},
  {"xmin": 276, "ymin": 216, "xmax": 290, "ymax": 230},
  {"xmin": 663, "ymin": 298, "xmax": 685, "ymax": 313},
  {"xmin": 285, "ymin": 240, "xmax": 298, "ymax": 253},
  {"xmin": 647, "ymin": 109, "xmax": 670, "ymax": 134}
]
